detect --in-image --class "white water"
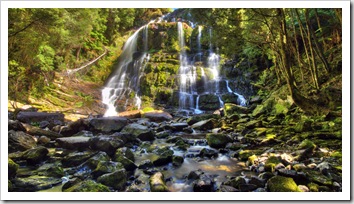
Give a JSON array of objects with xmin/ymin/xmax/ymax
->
[
  {"xmin": 102, "ymin": 23, "xmax": 151, "ymax": 116},
  {"xmin": 225, "ymin": 80, "xmax": 247, "ymax": 106},
  {"xmin": 178, "ymin": 22, "xmax": 197, "ymax": 111}
]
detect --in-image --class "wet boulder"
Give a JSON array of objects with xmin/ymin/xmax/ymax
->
[
  {"xmin": 191, "ymin": 119, "xmax": 219, "ymax": 131},
  {"xmin": 186, "ymin": 113, "xmax": 220, "ymax": 125},
  {"xmin": 63, "ymin": 180, "xmax": 110, "ymax": 192},
  {"xmin": 206, "ymin": 133, "xmax": 232, "ymax": 148},
  {"xmin": 198, "ymin": 94, "xmax": 221, "ymax": 111},
  {"xmin": 193, "ymin": 174, "xmax": 215, "ymax": 192},
  {"xmin": 8, "ymin": 130, "xmax": 37, "ymax": 152},
  {"xmin": 12, "ymin": 176, "xmax": 62, "ymax": 192},
  {"xmin": 224, "ymin": 103, "xmax": 248, "ymax": 116},
  {"xmin": 121, "ymin": 123, "xmax": 155, "ymax": 141},
  {"xmin": 113, "ymin": 149, "xmax": 137, "ymax": 171},
  {"xmin": 61, "ymin": 151, "xmax": 97, "ymax": 167},
  {"xmin": 91, "ymin": 161, "xmax": 124, "ymax": 178},
  {"xmin": 89, "ymin": 117, "xmax": 127, "ymax": 133},
  {"xmin": 22, "ymin": 146, "xmax": 49, "ymax": 165},
  {"xmin": 149, "ymin": 172, "xmax": 169, "ymax": 192},
  {"xmin": 97, "ymin": 169, "xmax": 127, "ymax": 191},
  {"xmin": 89, "ymin": 135, "xmax": 125, "ymax": 156},
  {"xmin": 82, "ymin": 152, "xmax": 111, "ymax": 170},
  {"xmin": 56, "ymin": 136, "xmax": 91, "ymax": 150},
  {"xmin": 22, "ymin": 123, "xmax": 63, "ymax": 139},
  {"xmin": 59, "ymin": 118, "xmax": 90, "ymax": 137},
  {"xmin": 172, "ymin": 155, "xmax": 184, "ymax": 167}
]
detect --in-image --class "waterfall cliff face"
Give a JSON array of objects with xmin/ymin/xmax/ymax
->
[{"xmin": 102, "ymin": 20, "xmax": 247, "ymax": 116}]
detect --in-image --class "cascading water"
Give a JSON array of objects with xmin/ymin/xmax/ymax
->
[
  {"xmin": 178, "ymin": 22, "xmax": 197, "ymax": 111},
  {"xmin": 225, "ymin": 80, "xmax": 247, "ymax": 106},
  {"xmin": 102, "ymin": 23, "xmax": 150, "ymax": 116}
]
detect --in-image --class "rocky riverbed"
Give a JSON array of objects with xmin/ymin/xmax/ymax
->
[{"xmin": 8, "ymin": 98, "xmax": 342, "ymax": 192}]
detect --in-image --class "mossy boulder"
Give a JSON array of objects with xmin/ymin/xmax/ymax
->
[
  {"xmin": 22, "ymin": 146, "xmax": 49, "ymax": 165},
  {"xmin": 63, "ymin": 180, "xmax": 110, "ymax": 192},
  {"xmin": 237, "ymin": 150, "xmax": 255, "ymax": 161},
  {"xmin": 187, "ymin": 113, "xmax": 220, "ymax": 125},
  {"xmin": 8, "ymin": 130, "xmax": 37, "ymax": 152},
  {"xmin": 89, "ymin": 135, "xmax": 125, "ymax": 156},
  {"xmin": 191, "ymin": 119, "xmax": 219, "ymax": 131},
  {"xmin": 13, "ymin": 176, "xmax": 62, "ymax": 192},
  {"xmin": 149, "ymin": 172, "xmax": 169, "ymax": 192},
  {"xmin": 224, "ymin": 103, "xmax": 248, "ymax": 116},
  {"xmin": 206, "ymin": 133, "xmax": 232, "ymax": 148},
  {"xmin": 266, "ymin": 176, "xmax": 301, "ymax": 192},
  {"xmin": 221, "ymin": 93, "xmax": 239, "ymax": 104},
  {"xmin": 172, "ymin": 155, "xmax": 184, "ymax": 167},
  {"xmin": 121, "ymin": 123, "xmax": 155, "ymax": 141},
  {"xmin": 199, "ymin": 94, "xmax": 222, "ymax": 110},
  {"xmin": 8, "ymin": 158, "xmax": 19, "ymax": 178},
  {"xmin": 113, "ymin": 153, "xmax": 137, "ymax": 171},
  {"xmin": 91, "ymin": 161, "xmax": 124, "ymax": 178},
  {"xmin": 97, "ymin": 169, "xmax": 127, "ymax": 191},
  {"xmin": 61, "ymin": 151, "xmax": 96, "ymax": 167}
]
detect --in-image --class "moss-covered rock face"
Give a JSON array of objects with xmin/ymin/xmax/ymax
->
[
  {"xmin": 266, "ymin": 176, "xmax": 301, "ymax": 192},
  {"xmin": 224, "ymin": 103, "xmax": 248, "ymax": 116},
  {"xmin": 264, "ymin": 156, "xmax": 281, "ymax": 172},
  {"xmin": 97, "ymin": 169, "xmax": 127, "ymax": 191},
  {"xmin": 63, "ymin": 180, "xmax": 110, "ymax": 192},
  {"xmin": 206, "ymin": 133, "xmax": 232, "ymax": 149},
  {"xmin": 198, "ymin": 94, "xmax": 222, "ymax": 111},
  {"xmin": 8, "ymin": 158, "xmax": 19, "ymax": 178}
]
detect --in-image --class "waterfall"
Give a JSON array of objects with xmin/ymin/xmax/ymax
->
[
  {"xmin": 225, "ymin": 80, "xmax": 247, "ymax": 106},
  {"xmin": 102, "ymin": 24, "xmax": 150, "ymax": 116},
  {"xmin": 178, "ymin": 22, "xmax": 196, "ymax": 111},
  {"xmin": 197, "ymin": 26, "xmax": 202, "ymax": 61}
]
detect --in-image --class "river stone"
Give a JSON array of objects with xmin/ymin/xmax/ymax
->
[
  {"xmin": 172, "ymin": 155, "xmax": 184, "ymax": 167},
  {"xmin": 143, "ymin": 111, "xmax": 173, "ymax": 122},
  {"xmin": 59, "ymin": 118, "xmax": 89, "ymax": 136},
  {"xmin": 82, "ymin": 151, "xmax": 110, "ymax": 170},
  {"xmin": 56, "ymin": 136, "xmax": 91, "ymax": 150},
  {"xmin": 36, "ymin": 163, "xmax": 65, "ymax": 178},
  {"xmin": 113, "ymin": 153, "xmax": 137, "ymax": 171},
  {"xmin": 224, "ymin": 176, "xmax": 246, "ymax": 189},
  {"xmin": 219, "ymin": 185, "xmax": 239, "ymax": 192},
  {"xmin": 193, "ymin": 174, "xmax": 215, "ymax": 192},
  {"xmin": 121, "ymin": 123, "xmax": 155, "ymax": 141},
  {"xmin": 61, "ymin": 151, "xmax": 96, "ymax": 167},
  {"xmin": 91, "ymin": 161, "xmax": 124, "ymax": 178},
  {"xmin": 89, "ymin": 136, "xmax": 125, "ymax": 156},
  {"xmin": 8, "ymin": 120, "xmax": 26, "ymax": 131},
  {"xmin": 8, "ymin": 130, "xmax": 37, "ymax": 152},
  {"xmin": 206, "ymin": 133, "xmax": 232, "ymax": 148},
  {"xmin": 186, "ymin": 113, "xmax": 220, "ymax": 125},
  {"xmin": 22, "ymin": 146, "xmax": 49, "ymax": 165},
  {"xmin": 22, "ymin": 123, "xmax": 63, "ymax": 139},
  {"xmin": 8, "ymin": 158, "xmax": 19, "ymax": 178},
  {"xmin": 168, "ymin": 122, "xmax": 189, "ymax": 131},
  {"xmin": 188, "ymin": 169, "xmax": 204, "ymax": 180},
  {"xmin": 16, "ymin": 111, "xmax": 64, "ymax": 124},
  {"xmin": 149, "ymin": 172, "xmax": 169, "ymax": 192},
  {"xmin": 13, "ymin": 176, "xmax": 62, "ymax": 192},
  {"xmin": 199, "ymin": 148, "xmax": 218, "ymax": 158},
  {"xmin": 138, "ymin": 160, "xmax": 154, "ymax": 170},
  {"xmin": 191, "ymin": 119, "xmax": 217, "ymax": 131},
  {"xmin": 266, "ymin": 176, "xmax": 301, "ymax": 192},
  {"xmin": 89, "ymin": 117, "xmax": 127, "ymax": 133},
  {"xmin": 63, "ymin": 180, "xmax": 110, "ymax": 192},
  {"xmin": 97, "ymin": 169, "xmax": 127, "ymax": 191},
  {"xmin": 277, "ymin": 169, "xmax": 309, "ymax": 185},
  {"xmin": 224, "ymin": 103, "xmax": 248, "ymax": 116}
]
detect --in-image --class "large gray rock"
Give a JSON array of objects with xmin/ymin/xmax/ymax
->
[
  {"xmin": 89, "ymin": 136, "xmax": 125, "ymax": 156},
  {"xmin": 56, "ymin": 136, "xmax": 91, "ymax": 150},
  {"xmin": 8, "ymin": 130, "xmax": 37, "ymax": 152},
  {"xmin": 143, "ymin": 112, "xmax": 172, "ymax": 122},
  {"xmin": 59, "ymin": 119, "xmax": 90, "ymax": 137},
  {"xmin": 89, "ymin": 117, "xmax": 127, "ymax": 133},
  {"xmin": 16, "ymin": 111, "xmax": 64, "ymax": 124},
  {"xmin": 121, "ymin": 123, "xmax": 155, "ymax": 141}
]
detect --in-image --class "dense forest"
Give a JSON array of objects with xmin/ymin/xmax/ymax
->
[{"xmin": 8, "ymin": 8, "xmax": 343, "ymax": 194}]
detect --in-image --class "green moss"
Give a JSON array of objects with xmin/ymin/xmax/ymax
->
[
  {"xmin": 298, "ymin": 139, "xmax": 316, "ymax": 149},
  {"xmin": 247, "ymin": 154, "xmax": 258, "ymax": 166},
  {"xmin": 238, "ymin": 150, "xmax": 254, "ymax": 161},
  {"xmin": 64, "ymin": 180, "xmax": 110, "ymax": 192},
  {"xmin": 142, "ymin": 107, "xmax": 155, "ymax": 113},
  {"xmin": 8, "ymin": 158, "xmax": 19, "ymax": 178},
  {"xmin": 265, "ymin": 156, "xmax": 281, "ymax": 172},
  {"xmin": 307, "ymin": 182, "xmax": 319, "ymax": 192},
  {"xmin": 267, "ymin": 176, "xmax": 301, "ymax": 192}
]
